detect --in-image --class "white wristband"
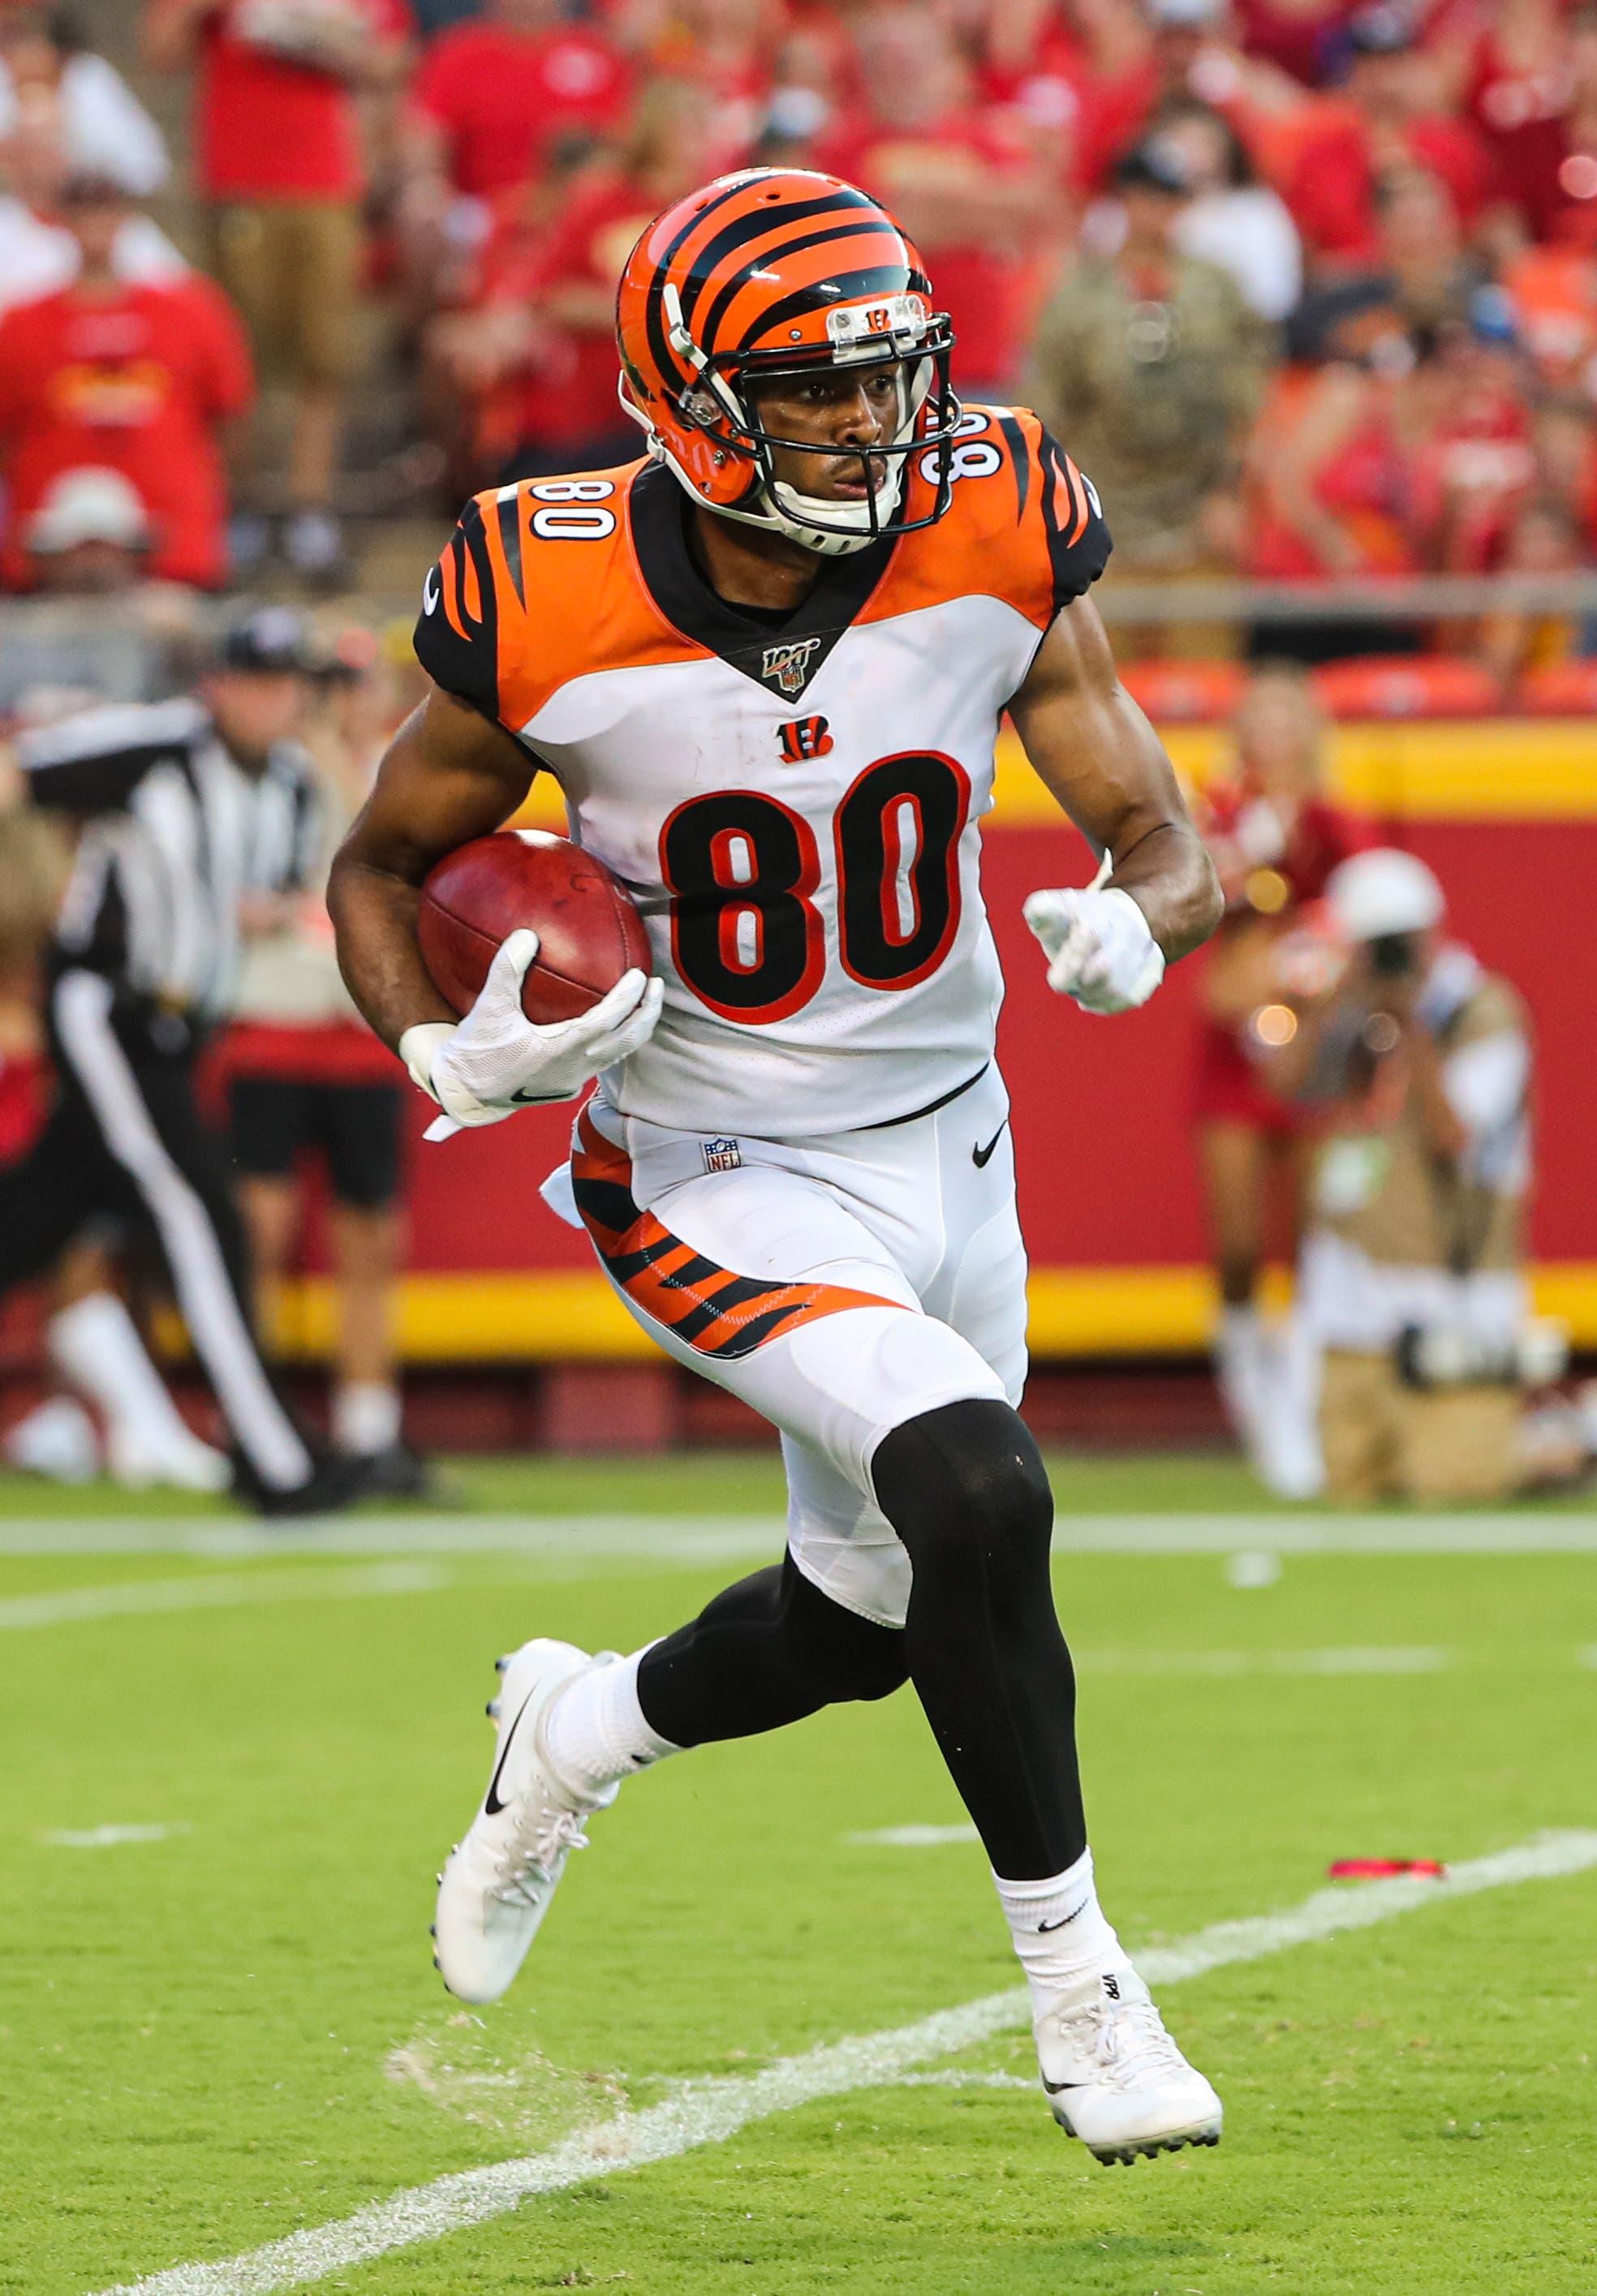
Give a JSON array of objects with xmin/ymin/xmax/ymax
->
[{"xmin": 398, "ymin": 1021, "xmax": 456, "ymax": 1104}]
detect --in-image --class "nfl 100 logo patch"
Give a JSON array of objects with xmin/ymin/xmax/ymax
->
[{"xmin": 702, "ymin": 1137, "xmax": 743, "ymax": 1174}]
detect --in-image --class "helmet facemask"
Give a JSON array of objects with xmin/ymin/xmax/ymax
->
[{"xmin": 622, "ymin": 285, "xmax": 961, "ymax": 558}]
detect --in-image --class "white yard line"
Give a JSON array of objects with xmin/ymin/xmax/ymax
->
[
  {"xmin": 846, "ymin": 1823, "xmax": 981, "ymax": 1847},
  {"xmin": 0, "ymin": 1516, "xmax": 785, "ymax": 1562},
  {"xmin": 4, "ymin": 1509, "xmax": 1597, "ymax": 1560},
  {"xmin": 0, "ymin": 1562, "xmax": 447, "ymax": 1630},
  {"xmin": 95, "ymin": 1828, "xmax": 1597, "ymax": 2296},
  {"xmin": 43, "ymin": 1824, "xmax": 191, "ymax": 1849}
]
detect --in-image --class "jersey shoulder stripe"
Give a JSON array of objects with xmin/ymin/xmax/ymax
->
[
  {"xmin": 861, "ymin": 404, "xmax": 1111, "ymax": 634},
  {"xmin": 412, "ymin": 459, "xmax": 702, "ymax": 735}
]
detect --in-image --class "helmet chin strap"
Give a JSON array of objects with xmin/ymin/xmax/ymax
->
[{"xmin": 763, "ymin": 461, "xmax": 906, "ymax": 557}]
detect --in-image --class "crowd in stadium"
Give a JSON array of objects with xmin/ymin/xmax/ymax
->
[{"xmin": 0, "ymin": 0, "xmax": 1595, "ymax": 660}]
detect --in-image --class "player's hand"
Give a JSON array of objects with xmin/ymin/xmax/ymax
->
[
  {"xmin": 400, "ymin": 929, "xmax": 663, "ymax": 1133},
  {"xmin": 1023, "ymin": 887, "xmax": 1165, "ymax": 1016}
]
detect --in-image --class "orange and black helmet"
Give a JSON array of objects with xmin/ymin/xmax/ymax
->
[{"xmin": 616, "ymin": 167, "xmax": 960, "ymax": 557}]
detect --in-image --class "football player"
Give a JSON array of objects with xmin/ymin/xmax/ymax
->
[{"xmin": 330, "ymin": 170, "xmax": 1225, "ymax": 2165}]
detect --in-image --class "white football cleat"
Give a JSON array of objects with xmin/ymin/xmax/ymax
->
[
  {"xmin": 1036, "ymin": 1964, "xmax": 1223, "ymax": 2165},
  {"xmin": 433, "ymin": 1638, "xmax": 618, "ymax": 2005},
  {"xmin": 105, "ymin": 1425, "xmax": 231, "ymax": 1493}
]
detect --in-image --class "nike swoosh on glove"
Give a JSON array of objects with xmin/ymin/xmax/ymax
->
[
  {"xmin": 399, "ymin": 929, "xmax": 664, "ymax": 1137},
  {"xmin": 1022, "ymin": 886, "xmax": 1165, "ymax": 1016}
]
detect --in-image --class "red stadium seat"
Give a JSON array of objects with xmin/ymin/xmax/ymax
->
[
  {"xmin": 1117, "ymin": 660, "xmax": 1247, "ymax": 723},
  {"xmin": 1515, "ymin": 660, "xmax": 1597, "ymax": 715},
  {"xmin": 1310, "ymin": 657, "xmax": 1506, "ymax": 718}
]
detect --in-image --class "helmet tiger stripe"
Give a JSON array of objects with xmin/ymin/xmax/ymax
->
[{"xmin": 616, "ymin": 168, "xmax": 961, "ymax": 557}]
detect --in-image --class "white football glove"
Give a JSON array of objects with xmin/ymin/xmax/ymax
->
[
  {"xmin": 1023, "ymin": 886, "xmax": 1165, "ymax": 1016},
  {"xmin": 399, "ymin": 928, "xmax": 663, "ymax": 1139}
]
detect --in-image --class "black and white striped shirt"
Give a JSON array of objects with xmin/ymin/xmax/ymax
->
[{"xmin": 21, "ymin": 699, "xmax": 321, "ymax": 1024}]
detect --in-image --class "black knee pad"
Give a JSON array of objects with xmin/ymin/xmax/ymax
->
[
  {"xmin": 871, "ymin": 1397, "xmax": 1053, "ymax": 1578},
  {"xmin": 780, "ymin": 1555, "xmax": 909, "ymax": 1703}
]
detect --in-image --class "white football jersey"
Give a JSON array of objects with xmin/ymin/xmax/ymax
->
[{"xmin": 413, "ymin": 406, "xmax": 1110, "ymax": 1137}]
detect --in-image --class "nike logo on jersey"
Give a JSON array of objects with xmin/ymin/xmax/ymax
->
[
  {"xmin": 972, "ymin": 1122, "xmax": 1008, "ymax": 1168},
  {"xmin": 423, "ymin": 567, "xmax": 441, "ymax": 615},
  {"xmin": 484, "ymin": 1693, "xmax": 534, "ymax": 1814}
]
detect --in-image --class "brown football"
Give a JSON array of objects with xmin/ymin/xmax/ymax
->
[{"xmin": 417, "ymin": 830, "xmax": 652, "ymax": 1025}]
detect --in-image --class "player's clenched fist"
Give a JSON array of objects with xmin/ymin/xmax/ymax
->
[
  {"xmin": 1024, "ymin": 887, "xmax": 1166, "ymax": 1016},
  {"xmin": 400, "ymin": 929, "xmax": 663, "ymax": 1133}
]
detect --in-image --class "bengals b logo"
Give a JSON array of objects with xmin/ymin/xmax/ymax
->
[{"xmin": 777, "ymin": 716, "xmax": 833, "ymax": 762}]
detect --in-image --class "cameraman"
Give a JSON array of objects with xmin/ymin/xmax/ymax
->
[{"xmin": 1259, "ymin": 849, "xmax": 1533, "ymax": 1504}]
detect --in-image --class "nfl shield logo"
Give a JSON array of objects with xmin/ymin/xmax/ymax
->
[
  {"xmin": 703, "ymin": 1137, "xmax": 743, "ymax": 1174},
  {"xmin": 760, "ymin": 636, "xmax": 822, "ymax": 695}
]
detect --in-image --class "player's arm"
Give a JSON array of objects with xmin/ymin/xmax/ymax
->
[
  {"xmin": 329, "ymin": 683, "xmax": 532, "ymax": 1050},
  {"xmin": 329, "ymin": 682, "xmax": 661, "ymax": 1129},
  {"xmin": 1009, "ymin": 595, "xmax": 1223, "ymax": 1013}
]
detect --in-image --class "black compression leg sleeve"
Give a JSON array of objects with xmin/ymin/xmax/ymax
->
[
  {"xmin": 872, "ymin": 1397, "xmax": 1086, "ymax": 1881},
  {"xmin": 635, "ymin": 1552, "xmax": 908, "ymax": 1749}
]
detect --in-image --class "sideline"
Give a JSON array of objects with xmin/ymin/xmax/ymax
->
[
  {"xmin": 6, "ymin": 1511, "xmax": 1597, "ymax": 1559},
  {"xmin": 95, "ymin": 1829, "xmax": 1597, "ymax": 2296}
]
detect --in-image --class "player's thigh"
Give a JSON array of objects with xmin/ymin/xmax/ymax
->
[
  {"xmin": 574, "ymin": 1117, "xmax": 1005, "ymax": 1498},
  {"xmin": 917, "ymin": 1073, "xmax": 1027, "ymax": 1406},
  {"xmin": 318, "ymin": 1081, "xmax": 403, "ymax": 1212},
  {"xmin": 780, "ymin": 1431, "xmax": 914, "ymax": 1628}
]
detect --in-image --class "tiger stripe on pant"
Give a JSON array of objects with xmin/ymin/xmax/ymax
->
[{"xmin": 570, "ymin": 1106, "xmax": 893, "ymax": 1361}]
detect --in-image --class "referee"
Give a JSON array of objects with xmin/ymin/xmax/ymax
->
[{"xmin": 0, "ymin": 610, "xmax": 358, "ymax": 1513}]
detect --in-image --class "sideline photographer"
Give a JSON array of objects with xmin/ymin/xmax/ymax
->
[{"xmin": 1258, "ymin": 849, "xmax": 1543, "ymax": 1503}]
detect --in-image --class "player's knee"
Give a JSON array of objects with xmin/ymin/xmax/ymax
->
[{"xmin": 871, "ymin": 1397, "xmax": 1052, "ymax": 1580}]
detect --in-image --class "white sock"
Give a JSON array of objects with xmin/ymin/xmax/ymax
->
[
  {"xmin": 993, "ymin": 1848, "xmax": 1124, "ymax": 2014},
  {"xmin": 544, "ymin": 1649, "xmax": 679, "ymax": 1799},
  {"xmin": 333, "ymin": 1380, "xmax": 402, "ymax": 1457},
  {"xmin": 48, "ymin": 1292, "xmax": 199, "ymax": 1455}
]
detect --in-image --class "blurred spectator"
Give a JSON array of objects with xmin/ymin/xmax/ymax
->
[
  {"xmin": 1266, "ymin": 849, "xmax": 1536, "ymax": 1504},
  {"xmin": 224, "ymin": 630, "xmax": 428, "ymax": 1494},
  {"xmin": 1028, "ymin": 135, "xmax": 1271, "ymax": 590},
  {"xmin": 0, "ymin": 114, "xmax": 187, "ymax": 315},
  {"xmin": 0, "ymin": 3, "xmax": 168, "ymax": 195},
  {"xmin": 1246, "ymin": 290, "xmax": 1418, "ymax": 587},
  {"xmin": 1406, "ymin": 299, "xmax": 1536, "ymax": 576},
  {"xmin": 1157, "ymin": 97, "xmax": 1302, "ymax": 321},
  {"xmin": 23, "ymin": 464, "xmax": 154, "ymax": 591},
  {"xmin": 1279, "ymin": 6, "xmax": 1497, "ymax": 273},
  {"xmin": 143, "ymin": 0, "xmax": 412, "ymax": 583},
  {"xmin": 816, "ymin": 2, "xmax": 1056, "ymax": 397},
  {"xmin": 1478, "ymin": 498, "xmax": 1593, "ymax": 681},
  {"xmin": 410, "ymin": 0, "xmax": 479, "ymax": 32},
  {"xmin": 1457, "ymin": 0, "xmax": 1578, "ymax": 247},
  {"xmin": 433, "ymin": 80, "xmax": 720, "ymax": 481},
  {"xmin": 0, "ymin": 171, "xmax": 253, "ymax": 591},
  {"xmin": 406, "ymin": 0, "xmax": 631, "ymax": 204},
  {"xmin": 1191, "ymin": 661, "xmax": 1372, "ymax": 1494}
]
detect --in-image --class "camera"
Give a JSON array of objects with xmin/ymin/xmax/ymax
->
[{"xmin": 1369, "ymin": 931, "xmax": 1420, "ymax": 978}]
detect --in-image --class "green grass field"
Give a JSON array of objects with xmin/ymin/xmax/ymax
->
[{"xmin": 2, "ymin": 1451, "xmax": 1595, "ymax": 2296}]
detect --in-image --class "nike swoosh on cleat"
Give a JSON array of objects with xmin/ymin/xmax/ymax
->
[
  {"xmin": 971, "ymin": 1123, "xmax": 1007, "ymax": 1168},
  {"xmin": 1041, "ymin": 2077, "xmax": 1086, "ymax": 2092},
  {"xmin": 483, "ymin": 1692, "xmax": 534, "ymax": 1815}
]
